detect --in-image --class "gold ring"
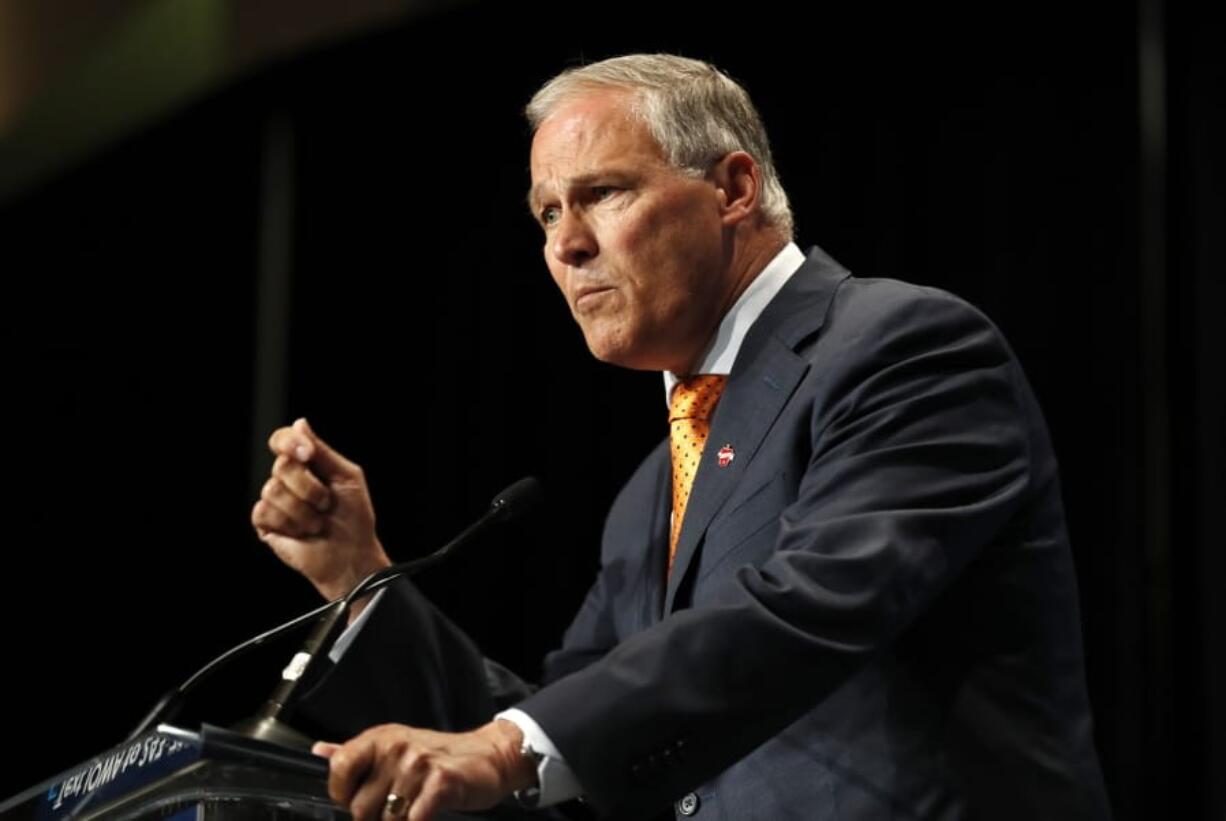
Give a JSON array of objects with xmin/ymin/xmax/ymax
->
[{"xmin": 384, "ymin": 792, "xmax": 407, "ymax": 817}]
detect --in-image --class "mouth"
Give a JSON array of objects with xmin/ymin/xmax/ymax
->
[{"xmin": 574, "ymin": 285, "xmax": 615, "ymax": 310}]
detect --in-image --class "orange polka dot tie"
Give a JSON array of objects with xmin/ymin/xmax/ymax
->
[{"xmin": 668, "ymin": 375, "xmax": 727, "ymax": 572}]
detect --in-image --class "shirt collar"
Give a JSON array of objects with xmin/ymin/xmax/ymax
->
[{"xmin": 663, "ymin": 241, "xmax": 806, "ymax": 405}]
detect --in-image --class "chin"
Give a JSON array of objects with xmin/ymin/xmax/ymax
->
[
  {"xmin": 588, "ymin": 345, "xmax": 637, "ymax": 369},
  {"xmin": 585, "ymin": 335, "xmax": 647, "ymax": 371},
  {"xmin": 590, "ymin": 343, "xmax": 676, "ymax": 373}
]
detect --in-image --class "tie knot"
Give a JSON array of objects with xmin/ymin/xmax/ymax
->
[{"xmin": 669, "ymin": 375, "xmax": 727, "ymax": 424}]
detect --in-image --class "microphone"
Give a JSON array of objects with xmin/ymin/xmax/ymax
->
[
  {"xmin": 489, "ymin": 476, "xmax": 543, "ymax": 520},
  {"xmin": 127, "ymin": 477, "xmax": 543, "ymax": 746},
  {"xmin": 350, "ymin": 476, "xmax": 543, "ymax": 591}
]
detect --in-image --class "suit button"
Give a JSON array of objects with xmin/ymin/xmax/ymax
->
[{"xmin": 676, "ymin": 792, "xmax": 700, "ymax": 816}]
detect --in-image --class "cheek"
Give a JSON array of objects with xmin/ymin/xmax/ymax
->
[
  {"xmin": 623, "ymin": 193, "xmax": 718, "ymax": 269},
  {"xmin": 613, "ymin": 205, "xmax": 675, "ymax": 262},
  {"xmin": 544, "ymin": 257, "xmax": 568, "ymax": 299},
  {"xmin": 610, "ymin": 215, "xmax": 679, "ymax": 297}
]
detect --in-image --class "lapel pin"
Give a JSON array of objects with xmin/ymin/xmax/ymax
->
[{"xmin": 717, "ymin": 444, "xmax": 735, "ymax": 468}]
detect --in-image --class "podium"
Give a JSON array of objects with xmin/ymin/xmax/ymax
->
[
  {"xmin": 0, "ymin": 724, "xmax": 343, "ymax": 819},
  {"xmin": 0, "ymin": 724, "xmax": 510, "ymax": 820}
]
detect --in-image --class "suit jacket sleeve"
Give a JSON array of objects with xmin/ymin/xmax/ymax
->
[
  {"xmin": 516, "ymin": 278, "xmax": 1043, "ymax": 817},
  {"xmin": 292, "ymin": 577, "xmax": 531, "ymax": 740}
]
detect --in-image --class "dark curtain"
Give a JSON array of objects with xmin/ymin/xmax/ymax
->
[{"xmin": 1, "ymin": 1, "xmax": 1220, "ymax": 817}]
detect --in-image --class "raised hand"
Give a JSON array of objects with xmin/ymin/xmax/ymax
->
[{"xmin": 252, "ymin": 418, "xmax": 391, "ymax": 601}]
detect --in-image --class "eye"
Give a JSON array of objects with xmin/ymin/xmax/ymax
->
[
  {"xmin": 592, "ymin": 186, "xmax": 617, "ymax": 201},
  {"xmin": 539, "ymin": 205, "xmax": 561, "ymax": 227}
]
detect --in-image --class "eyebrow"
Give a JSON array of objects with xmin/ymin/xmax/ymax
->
[
  {"xmin": 525, "ymin": 185, "xmax": 546, "ymax": 216},
  {"xmin": 526, "ymin": 170, "xmax": 635, "ymax": 216}
]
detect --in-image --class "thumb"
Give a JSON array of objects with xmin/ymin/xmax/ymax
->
[{"xmin": 294, "ymin": 418, "xmax": 361, "ymax": 481}]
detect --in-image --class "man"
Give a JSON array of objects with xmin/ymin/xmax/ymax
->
[{"xmin": 252, "ymin": 55, "xmax": 1112, "ymax": 820}]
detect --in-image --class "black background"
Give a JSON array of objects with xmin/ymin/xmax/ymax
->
[{"xmin": 1, "ymin": 2, "xmax": 1221, "ymax": 818}]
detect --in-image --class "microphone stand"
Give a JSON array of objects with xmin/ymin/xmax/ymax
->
[{"xmin": 133, "ymin": 477, "xmax": 542, "ymax": 750}]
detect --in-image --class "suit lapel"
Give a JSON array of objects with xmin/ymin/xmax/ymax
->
[
  {"xmin": 663, "ymin": 247, "xmax": 851, "ymax": 613},
  {"xmin": 641, "ymin": 446, "xmax": 672, "ymax": 624}
]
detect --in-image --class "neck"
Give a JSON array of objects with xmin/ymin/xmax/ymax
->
[
  {"xmin": 672, "ymin": 229, "xmax": 790, "ymax": 375},
  {"xmin": 726, "ymin": 231, "xmax": 790, "ymax": 311}
]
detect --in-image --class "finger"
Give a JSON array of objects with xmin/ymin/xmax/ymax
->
[
  {"xmin": 268, "ymin": 425, "xmax": 314, "ymax": 463},
  {"xmin": 252, "ymin": 495, "xmax": 320, "ymax": 539},
  {"xmin": 352, "ymin": 750, "xmax": 421, "ymax": 821},
  {"xmin": 271, "ymin": 455, "xmax": 333, "ymax": 512},
  {"xmin": 328, "ymin": 738, "xmax": 378, "ymax": 809},
  {"xmin": 351, "ymin": 775, "xmax": 398, "ymax": 821},
  {"xmin": 313, "ymin": 741, "xmax": 342, "ymax": 758},
  {"xmin": 382, "ymin": 749, "xmax": 431, "ymax": 820},
  {"xmin": 293, "ymin": 418, "xmax": 364, "ymax": 482},
  {"xmin": 252, "ymin": 500, "xmax": 287, "ymax": 536},
  {"xmin": 408, "ymin": 768, "xmax": 460, "ymax": 821},
  {"xmin": 262, "ymin": 476, "xmax": 327, "ymax": 531}
]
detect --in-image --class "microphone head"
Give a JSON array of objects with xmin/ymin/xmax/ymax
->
[{"xmin": 489, "ymin": 476, "xmax": 543, "ymax": 521}]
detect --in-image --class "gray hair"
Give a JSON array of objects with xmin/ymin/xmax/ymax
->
[{"xmin": 526, "ymin": 54, "xmax": 794, "ymax": 237}]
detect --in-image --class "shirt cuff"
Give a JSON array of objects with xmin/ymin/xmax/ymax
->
[
  {"xmin": 327, "ymin": 589, "xmax": 385, "ymax": 662},
  {"xmin": 495, "ymin": 707, "xmax": 583, "ymax": 806}
]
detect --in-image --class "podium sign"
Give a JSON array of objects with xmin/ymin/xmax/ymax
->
[{"xmin": 0, "ymin": 725, "xmax": 342, "ymax": 819}]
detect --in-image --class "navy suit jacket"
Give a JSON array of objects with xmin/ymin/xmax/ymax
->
[
  {"xmin": 301, "ymin": 247, "xmax": 1111, "ymax": 821},
  {"xmin": 515, "ymin": 247, "xmax": 1110, "ymax": 819}
]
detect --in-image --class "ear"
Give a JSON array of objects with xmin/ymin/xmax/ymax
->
[{"xmin": 709, "ymin": 151, "xmax": 762, "ymax": 227}]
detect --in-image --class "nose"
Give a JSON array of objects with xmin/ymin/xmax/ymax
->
[{"xmin": 550, "ymin": 209, "xmax": 598, "ymax": 267}]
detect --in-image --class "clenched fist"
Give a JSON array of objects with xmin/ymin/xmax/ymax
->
[{"xmin": 252, "ymin": 418, "xmax": 391, "ymax": 601}]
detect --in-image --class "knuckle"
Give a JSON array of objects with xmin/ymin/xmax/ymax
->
[
  {"xmin": 401, "ymin": 750, "xmax": 430, "ymax": 777},
  {"xmin": 387, "ymin": 738, "xmax": 409, "ymax": 761},
  {"xmin": 252, "ymin": 505, "xmax": 275, "ymax": 533},
  {"xmin": 268, "ymin": 427, "xmax": 289, "ymax": 452},
  {"xmin": 261, "ymin": 477, "xmax": 280, "ymax": 499},
  {"xmin": 254, "ymin": 503, "xmax": 281, "ymax": 530},
  {"xmin": 271, "ymin": 454, "xmax": 292, "ymax": 478},
  {"xmin": 397, "ymin": 752, "xmax": 417, "ymax": 777},
  {"xmin": 311, "ymin": 486, "xmax": 332, "ymax": 510}
]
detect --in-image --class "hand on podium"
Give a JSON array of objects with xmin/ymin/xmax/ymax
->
[
  {"xmin": 313, "ymin": 719, "xmax": 536, "ymax": 821},
  {"xmin": 252, "ymin": 417, "xmax": 392, "ymax": 603}
]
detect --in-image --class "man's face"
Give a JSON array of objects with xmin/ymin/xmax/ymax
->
[{"xmin": 529, "ymin": 91, "xmax": 732, "ymax": 373}]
